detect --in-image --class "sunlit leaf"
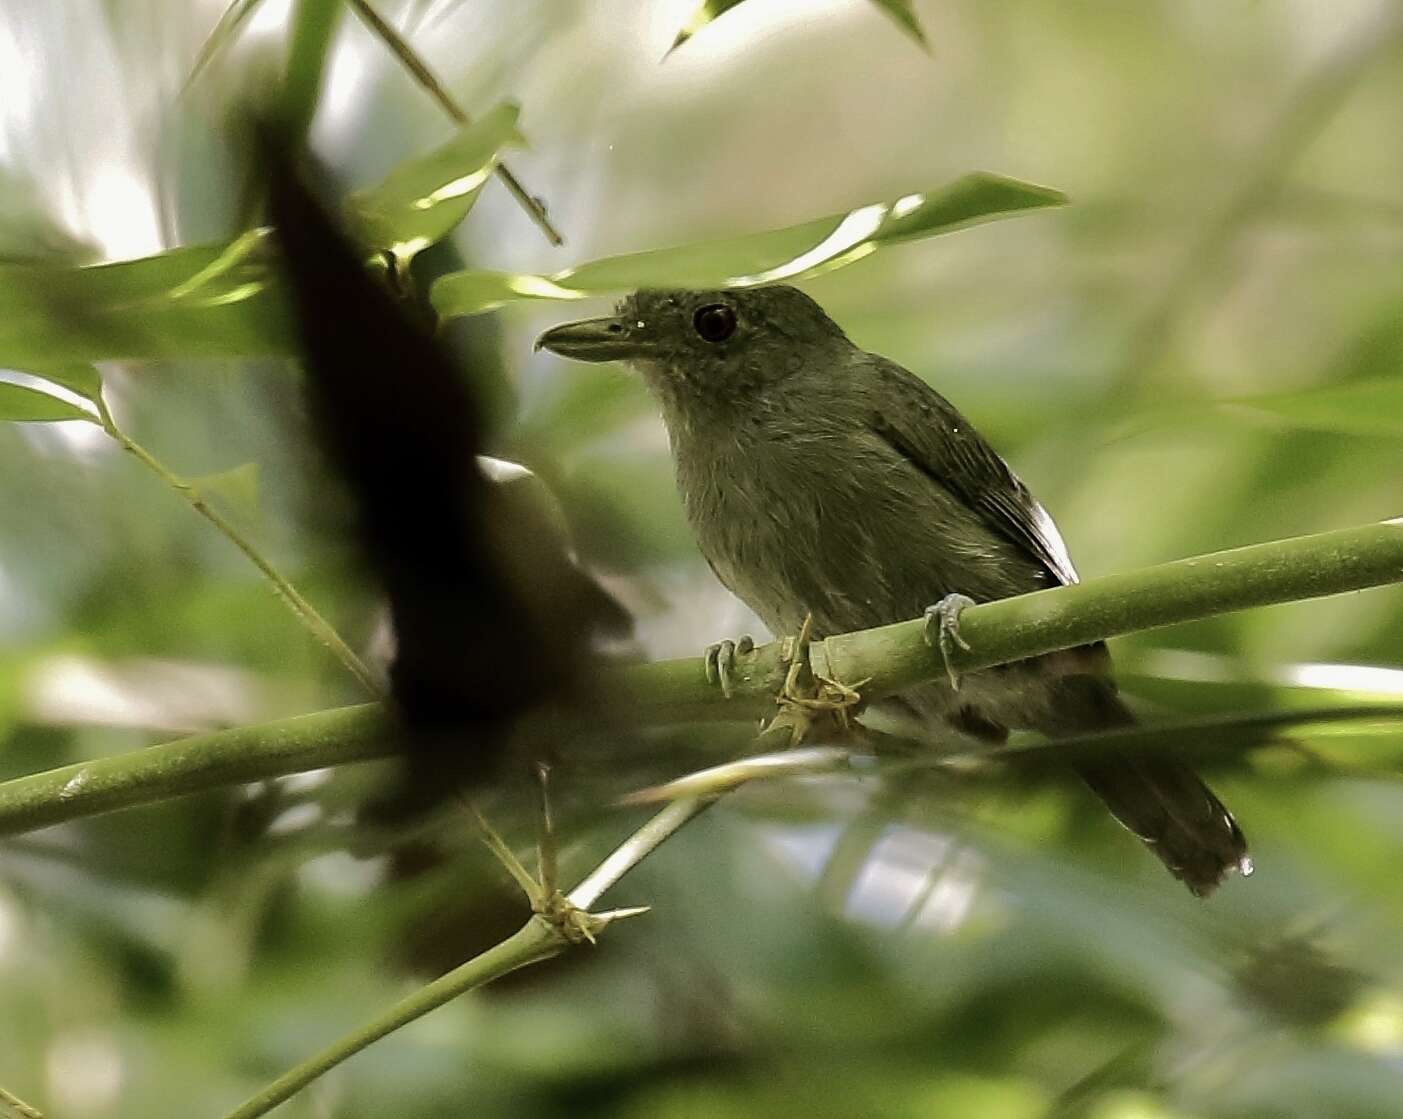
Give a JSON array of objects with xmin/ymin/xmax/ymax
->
[
  {"xmin": 25, "ymin": 364, "xmax": 103, "ymax": 404},
  {"xmin": 668, "ymin": 0, "xmax": 928, "ymax": 54},
  {"xmin": 0, "ymin": 240, "xmax": 294, "ymax": 367},
  {"xmin": 346, "ymin": 103, "xmax": 521, "ymax": 267},
  {"xmin": 668, "ymin": 0, "xmax": 746, "ymax": 54},
  {"xmin": 1229, "ymin": 379, "xmax": 1403, "ymax": 436},
  {"xmin": 431, "ymin": 172, "xmax": 1066, "ymax": 317},
  {"xmin": 0, "ymin": 382, "xmax": 95, "ymax": 424},
  {"xmin": 0, "ymin": 112, "xmax": 526, "ymax": 367}
]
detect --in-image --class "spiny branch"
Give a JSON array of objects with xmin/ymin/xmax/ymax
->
[{"xmin": 2, "ymin": 519, "xmax": 1402, "ymax": 838}]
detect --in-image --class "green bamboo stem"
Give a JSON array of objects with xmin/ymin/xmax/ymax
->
[
  {"xmin": 0, "ymin": 1082, "xmax": 44, "ymax": 1119},
  {"xmin": 0, "ymin": 704, "xmax": 387, "ymax": 836},
  {"xmin": 2, "ymin": 519, "xmax": 1402, "ymax": 837},
  {"xmin": 221, "ymin": 750, "xmax": 743, "ymax": 1119},
  {"xmin": 221, "ymin": 919, "xmax": 562, "ymax": 1119}
]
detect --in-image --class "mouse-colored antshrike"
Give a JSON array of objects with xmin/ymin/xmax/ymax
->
[{"xmin": 538, "ymin": 284, "xmax": 1250, "ymax": 896}]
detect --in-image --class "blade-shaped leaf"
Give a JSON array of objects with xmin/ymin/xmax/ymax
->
[
  {"xmin": 0, "ymin": 111, "xmax": 524, "ymax": 367},
  {"xmin": 345, "ymin": 103, "xmax": 521, "ymax": 266},
  {"xmin": 25, "ymin": 364, "xmax": 103, "ymax": 404},
  {"xmin": 0, "ymin": 382, "xmax": 96, "ymax": 424},
  {"xmin": 0, "ymin": 239, "xmax": 294, "ymax": 367},
  {"xmin": 668, "ymin": 0, "xmax": 746, "ymax": 53},
  {"xmin": 431, "ymin": 172, "xmax": 1066, "ymax": 317},
  {"xmin": 668, "ymin": 0, "xmax": 928, "ymax": 54},
  {"xmin": 869, "ymin": 0, "xmax": 929, "ymax": 49},
  {"xmin": 1228, "ymin": 379, "xmax": 1403, "ymax": 436}
]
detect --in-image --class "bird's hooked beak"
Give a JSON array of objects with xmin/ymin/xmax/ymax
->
[{"xmin": 534, "ymin": 314, "xmax": 652, "ymax": 363}]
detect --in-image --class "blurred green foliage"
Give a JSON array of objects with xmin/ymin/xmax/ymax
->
[{"xmin": 2, "ymin": 2, "xmax": 1403, "ymax": 1117}]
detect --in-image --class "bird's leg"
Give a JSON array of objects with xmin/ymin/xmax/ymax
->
[
  {"xmin": 703, "ymin": 634, "xmax": 754, "ymax": 699},
  {"xmin": 774, "ymin": 615, "xmax": 870, "ymax": 742},
  {"xmin": 923, "ymin": 593, "xmax": 976, "ymax": 690}
]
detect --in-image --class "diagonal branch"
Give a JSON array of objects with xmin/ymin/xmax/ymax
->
[
  {"xmin": 2, "ymin": 518, "xmax": 1402, "ymax": 838},
  {"xmin": 344, "ymin": 0, "xmax": 564, "ymax": 245}
]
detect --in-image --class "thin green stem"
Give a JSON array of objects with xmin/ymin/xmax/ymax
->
[
  {"xmin": 220, "ymin": 920, "xmax": 563, "ymax": 1119},
  {"xmin": 345, "ymin": 0, "xmax": 564, "ymax": 246},
  {"xmin": 221, "ymin": 735, "xmax": 754, "ymax": 1119},
  {"xmin": 95, "ymin": 396, "xmax": 382, "ymax": 697},
  {"xmin": 0, "ymin": 1083, "xmax": 43, "ymax": 1119}
]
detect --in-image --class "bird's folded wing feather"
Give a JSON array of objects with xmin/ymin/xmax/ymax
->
[{"xmin": 861, "ymin": 354, "xmax": 1080, "ymax": 587}]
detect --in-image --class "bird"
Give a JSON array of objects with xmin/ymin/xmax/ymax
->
[{"xmin": 536, "ymin": 284, "xmax": 1250, "ymax": 896}]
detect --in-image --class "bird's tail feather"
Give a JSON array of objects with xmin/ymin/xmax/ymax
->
[{"xmin": 1049, "ymin": 676, "xmax": 1250, "ymax": 897}]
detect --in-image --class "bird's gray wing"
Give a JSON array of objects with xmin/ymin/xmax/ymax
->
[{"xmin": 861, "ymin": 353, "xmax": 1079, "ymax": 587}]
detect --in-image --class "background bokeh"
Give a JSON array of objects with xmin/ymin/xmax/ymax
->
[{"xmin": 2, "ymin": 1, "xmax": 1403, "ymax": 1116}]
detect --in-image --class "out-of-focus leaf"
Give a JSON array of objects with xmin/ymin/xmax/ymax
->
[
  {"xmin": 431, "ymin": 172, "xmax": 1066, "ymax": 317},
  {"xmin": 668, "ymin": 0, "xmax": 746, "ymax": 54},
  {"xmin": 668, "ymin": 0, "xmax": 928, "ymax": 54},
  {"xmin": 23, "ymin": 364, "xmax": 103, "ymax": 404},
  {"xmin": 345, "ymin": 102, "xmax": 520, "ymax": 267},
  {"xmin": 0, "ymin": 239, "xmax": 294, "ymax": 366},
  {"xmin": 0, "ymin": 382, "xmax": 95, "ymax": 424},
  {"xmin": 1230, "ymin": 379, "xmax": 1403, "ymax": 436},
  {"xmin": 870, "ymin": 1, "xmax": 929, "ymax": 48},
  {"xmin": 185, "ymin": 0, "xmax": 273, "ymax": 90},
  {"xmin": 0, "ymin": 111, "xmax": 522, "ymax": 366},
  {"xmin": 189, "ymin": 462, "xmax": 261, "ymax": 529}
]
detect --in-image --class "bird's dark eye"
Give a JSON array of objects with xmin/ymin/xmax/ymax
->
[{"xmin": 692, "ymin": 303, "xmax": 737, "ymax": 343}]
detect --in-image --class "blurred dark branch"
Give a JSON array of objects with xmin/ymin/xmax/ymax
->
[
  {"xmin": 2, "ymin": 519, "xmax": 1402, "ymax": 836},
  {"xmin": 344, "ymin": 0, "xmax": 565, "ymax": 246},
  {"xmin": 1113, "ymin": 9, "xmax": 1403, "ymax": 394}
]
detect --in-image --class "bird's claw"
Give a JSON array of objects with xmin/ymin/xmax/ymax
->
[
  {"xmin": 923, "ymin": 593, "xmax": 976, "ymax": 691},
  {"xmin": 704, "ymin": 634, "xmax": 754, "ymax": 699}
]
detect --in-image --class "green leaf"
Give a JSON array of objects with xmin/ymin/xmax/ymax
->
[
  {"xmin": 1228, "ymin": 378, "xmax": 1403, "ymax": 436},
  {"xmin": 0, "ymin": 111, "xmax": 525, "ymax": 367},
  {"xmin": 345, "ymin": 103, "xmax": 522, "ymax": 266},
  {"xmin": 0, "ymin": 237, "xmax": 294, "ymax": 367},
  {"xmin": 668, "ymin": 0, "xmax": 746, "ymax": 53},
  {"xmin": 431, "ymin": 172, "xmax": 1066, "ymax": 317},
  {"xmin": 0, "ymin": 381, "xmax": 96, "ymax": 423},
  {"xmin": 668, "ymin": 0, "xmax": 928, "ymax": 54},
  {"xmin": 26, "ymin": 364, "xmax": 103, "ymax": 403},
  {"xmin": 868, "ymin": 0, "xmax": 929, "ymax": 49}
]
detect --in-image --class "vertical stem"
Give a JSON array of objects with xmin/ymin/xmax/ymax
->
[{"xmin": 95, "ymin": 396, "xmax": 382, "ymax": 698}]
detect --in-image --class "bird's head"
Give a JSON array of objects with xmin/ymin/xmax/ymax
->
[{"xmin": 536, "ymin": 284, "xmax": 850, "ymax": 417}]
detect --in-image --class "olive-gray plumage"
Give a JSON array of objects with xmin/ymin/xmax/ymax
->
[{"xmin": 538, "ymin": 285, "xmax": 1249, "ymax": 895}]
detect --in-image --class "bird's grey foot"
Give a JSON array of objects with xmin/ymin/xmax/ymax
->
[
  {"xmin": 923, "ymin": 594, "xmax": 976, "ymax": 691},
  {"xmin": 704, "ymin": 635, "xmax": 754, "ymax": 699}
]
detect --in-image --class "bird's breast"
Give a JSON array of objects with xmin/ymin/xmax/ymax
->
[{"xmin": 670, "ymin": 413, "xmax": 1021, "ymax": 636}]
